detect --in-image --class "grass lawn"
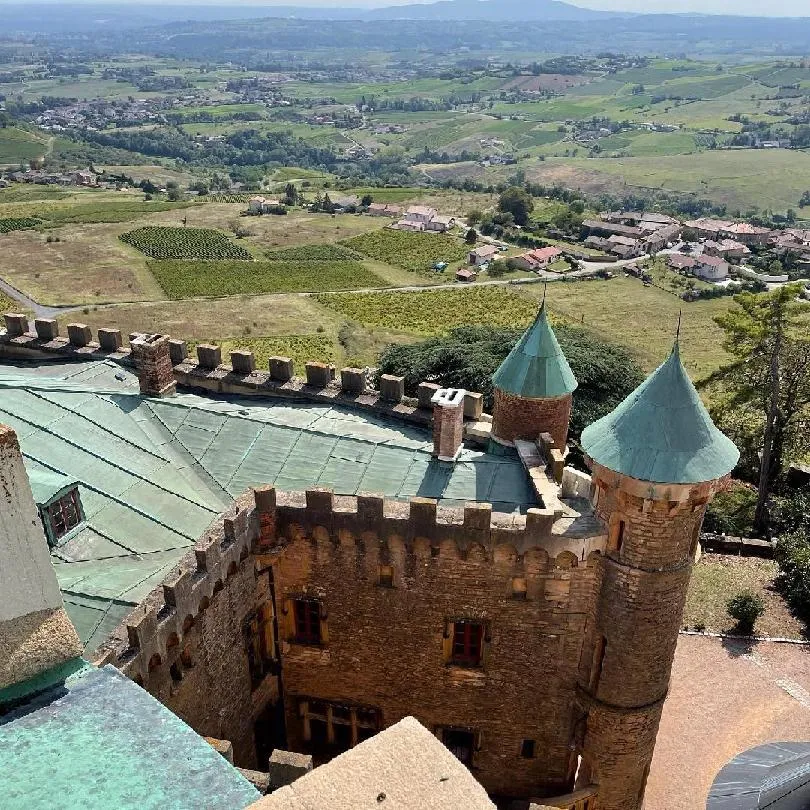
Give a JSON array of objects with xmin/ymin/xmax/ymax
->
[
  {"xmin": 529, "ymin": 275, "xmax": 733, "ymax": 378},
  {"xmin": 0, "ymin": 127, "xmax": 48, "ymax": 164},
  {"xmin": 684, "ymin": 554, "xmax": 805, "ymax": 640},
  {"xmin": 148, "ymin": 259, "xmax": 388, "ymax": 298}
]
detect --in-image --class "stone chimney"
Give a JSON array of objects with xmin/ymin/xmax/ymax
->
[
  {"xmin": 0, "ymin": 424, "xmax": 82, "ymax": 689},
  {"xmin": 431, "ymin": 387, "xmax": 466, "ymax": 462},
  {"xmin": 130, "ymin": 333, "xmax": 177, "ymax": 398}
]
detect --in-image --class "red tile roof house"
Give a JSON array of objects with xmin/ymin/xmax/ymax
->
[
  {"xmin": 695, "ymin": 254, "xmax": 730, "ymax": 281},
  {"xmin": 667, "ymin": 254, "xmax": 697, "ymax": 271},
  {"xmin": 512, "ymin": 246, "xmax": 563, "ymax": 271},
  {"xmin": 720, "ymin": 222, "xmax": 774, "ymax": 247},
  {"xmin": 456, "ymin": 268, "xmax": 477, "ymax": 282},
  {"xmin": 703, "ymin": 239, "xmax": 750, "ymax": 260}
]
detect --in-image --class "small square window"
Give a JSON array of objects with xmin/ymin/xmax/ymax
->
[
  {"xmin": 439, "ymin": 727, "xmax": 476, "ymax": 767},
  {"xmin": 520, "ymin": 739, "xmax": 535, "ymax": 759},
  {"xmin": 44, "ymin": 488, "xmax": 83, "ymax": 543},
  {"xmin": 378, "ymin": 565, "xmax": 394, "ymax": 587},
  {"xmin": 293, "ymin": 599, "xmax": 322, "ymax": 645},
  {"xmin": 451, "ymin": 620, "xmax": 484, "ymax": 666}
]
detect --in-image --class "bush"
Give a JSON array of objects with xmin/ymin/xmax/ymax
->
[{"xmin": 726, "ymin": 591, "xmax": 765, "ymax": 634}]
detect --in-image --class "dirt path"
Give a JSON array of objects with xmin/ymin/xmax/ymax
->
[{"xmin": 646, "ymin": 635, "xmax": 810, "ymax": 810}]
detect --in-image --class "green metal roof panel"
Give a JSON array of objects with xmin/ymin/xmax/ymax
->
[
  {"xmin": 580, "ymin": 343, "xmax": 739, "ymax": 484},
  {"xmin": 492, "ymin": 305, "xmax": 578, "ymax": 398},
  {"xmin": 0, "ymin": 664, "xmax": 260, "ymax": 810},
  {"xmin": 0, "ymin": 359, "xmax": 536, "ymax": 652},
  {"xmin": 27, "ymin": 468, "xmax": 75, "ymax": 504}
]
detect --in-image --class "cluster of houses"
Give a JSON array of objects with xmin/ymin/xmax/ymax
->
[
  {"xmin": 382, "ymin": 205, "xmax": 456, "ymax": 233},
  {"xmin": 582, "ymin": 211, "xmax": 683, "ymax": 258},
  {"xmin": 1, "ymin": 168, "xmax": 98, "ymax": 187}
]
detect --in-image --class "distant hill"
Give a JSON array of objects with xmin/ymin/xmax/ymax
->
[{"xmin": 369, "ymin": 0, "xmax": 616, "ymax": 21}]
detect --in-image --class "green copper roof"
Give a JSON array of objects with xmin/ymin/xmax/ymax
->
[
  {"xmin": 580, "ymin": 343, "xmax": 739, "ymax": 484},
  {"xmin": 492, "ymin": 305, "xmax": 577, "ymax": 398},
  {"xmin": 28, "ymin": 468, "xmax": 77, "ymax": 505},
  {"xmin": 0, "ymin": 358, "xmax": 536, "ymax": 652},
  {"xmin": 0, "ymin": 663, "xmax": 259, "ymax": 810}
]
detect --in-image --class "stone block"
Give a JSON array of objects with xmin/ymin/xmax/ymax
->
[
  {"xmin": 98, "ymin": 328, "xmax": 123, "ymax": 353},
  {"xmin": 3, "ymin": 313, "xmax": 28, "ymax": 337},
  {"xmin": 269, "ymin": 356, "xmax": 294, "ymax": 382},
  {"xmin": 197, "ymin": 344, "xmax": 222, "ymax": 369},
  {"xmin": 67, "ymin": 323, "xmax": 92, "ymax": 347},
  {"xmin": 268, "ymin": 750, "xmax": 313, "ymax": 790},
  {"xmin": 340, "ymin": 366, "xmax": 367, "ymax": 394},
  {"xmin": 305, "ymin": 361, "xmax": 333, "ymax": 388},
  {"xmin": 34, "ymin": 318, "xmax": 59, "ymax": 341},
  {"xmin": 379, "ymin": 374, "xmax": 404, "ymax": 403},
  {"xmin": 417, "ymin": 381, "xmax": 441, "ymax": 409},
  {"xmin": 168, "ymin": 339, "xmax": 188, "ymax": 365},
  {"xmin": 205, "ymin": 737, "xmax": 234, "ymax": 764},
  {"xmin": 464, "ymin": 391, "xmax": 484, "ymax": 420},
  {"xmin": 230, "ymin": 350, "xmax": 256, "ymax": 375}
]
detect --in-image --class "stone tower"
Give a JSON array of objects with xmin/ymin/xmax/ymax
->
[
  {"xmin": 490, "ymin": 303, "xmax": 577, "ymax": 450},
  {"xmin": 576, "ymin": 343, "xmax": 739, "ymax": 810},
  {"xmin": 0, "ymin": 424, "xmax": 82, "ymax": 690}
]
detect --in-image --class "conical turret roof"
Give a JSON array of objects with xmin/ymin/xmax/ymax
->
[
  {"xmin": 580, "ymin": 343, "xmax": 739, "ymax": 484},
  {"xmin": 492, "ymin": 304, "xmax": 577, "ymax": 398}
]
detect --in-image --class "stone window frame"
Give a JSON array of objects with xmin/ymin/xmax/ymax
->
[
  {"xmin": 443, "ymin": 618, "xmax": 490, "ymax": 668},
  {"xmin": 283, "ymin": 595, "xmax": 329, "ymax": 647},
  {"xmin": 243, "ymin": 603, "xmax": 276, "ymax": 689},
  {"xmin": 298, "ymin": 698, "xmax": 380, "ymax": 751}
]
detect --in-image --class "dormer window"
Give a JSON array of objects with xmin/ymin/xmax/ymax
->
[
  {"xmin": 45, "ymin": 489, "xmax": 83, "ymax": 541},
  {"xmin": 28, "ymin": 469, "xmax": 85, "ymax": 547}
]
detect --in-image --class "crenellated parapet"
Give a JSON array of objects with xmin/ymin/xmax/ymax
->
[
  {"xmin": 0, "ymin": 315, "xmax": 485, "ymax": 435},
  {"xmin": 93, "ymin": 486, "xmax": 605, "ymax": 682}
]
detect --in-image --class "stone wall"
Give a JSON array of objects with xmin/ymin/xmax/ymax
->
[
  {"xmin": 263, "ymin": 488, "xmax": 605, "ymax": 800},
  {"xmin": 492, "ymin": 389, "xmax": 573, "ymax": 450}
]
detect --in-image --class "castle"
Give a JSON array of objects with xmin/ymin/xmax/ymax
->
[{"xmin": 0, "ymin": 304, "xmax": 739, "ymax": 809}]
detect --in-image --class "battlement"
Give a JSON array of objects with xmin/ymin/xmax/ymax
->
[
  {"xmin": 0, "ymin": 316, "xmax": 486, "ymax": 436},
  {"xmin": 93, "ymin": 486, "xmax": 604, "ymax": 681}
]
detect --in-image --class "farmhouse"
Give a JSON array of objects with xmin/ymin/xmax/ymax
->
[
  {"xmin": 512, "ymin": 246, "xmax": 563, "ymax": 271},
  {"xmin": 425, "ymin": 214, "xmax": 456, "ymax": 233},
  {"xmin": 0, "ymin": 306, "xmax": 740, "ymax": 810},
  {"xmin": 703, "ymin": 239, "xmax": 749, "ymax": 260},
  {"xmin": 721, "ymin": 222, "xmax": 773, "ymax": 246},
  {"xmin": 403, "ymin": 205, "xmax": 438, "ymax": 224},
  {"xmin": 456, "ymin": 267, "xmax": 477, "ymax": 282},
  {"xmin": 469, "ymin": 244, "xmax": 500, "ymax": 265},
  {"xmin": 694, "ymin": 254, "xmax": 730, "ymax": 281},
  {"xmin": 667, "ymin": 253, "xmax": 697, "ymax": 271},
  {"xmin": 367, "ymin": 202, "xmax": 401, "ymax": 217},
  {"xmin": 248, "ymin": 196, "xmax": 282, "ymax": 214}
]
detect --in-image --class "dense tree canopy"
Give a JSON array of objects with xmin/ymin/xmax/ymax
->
[
  {"xmin": 376, "ymin": 324, "xmax": 644, "ymax": 438},
  {"xmin": 497, "ymin": 186, "xmax": 534, "ymax": 226}
]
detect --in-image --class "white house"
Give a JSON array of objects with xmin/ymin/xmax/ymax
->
[
  {"xmin": 469, "ymin": 245, "xmax": 500, "ymax": 266},
  {"xmin": 695, "ymin": 254, "xmax": 730, "ymax": 281}
]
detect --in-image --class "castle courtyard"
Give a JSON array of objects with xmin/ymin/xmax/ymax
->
[{"xmin": 648, "ymin": 634, "xmax": 810, "ymax": 809}]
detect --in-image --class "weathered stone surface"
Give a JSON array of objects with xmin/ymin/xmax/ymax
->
[
  {"xmin": 3, "ymin": 313, "xmax": 28, "ymax": 337},
  {"xmin": 67, "ymin": 323, "xmax": 92, "ymax": 348},
  {"xmin": 197, "ymin": 344, "xmax": 222, "ymax": 369},
  {"xmin": 269, "ymin": 357, "xmax": 294, "ymax": 382},
  {"xmin": 379, "ymin": 374, "xmax": 404, "ymax": 403},
  {"xmin": 492, "ymin": 389, "xmax": 573, "ymax": 450},
  {"xmin": 98, "ymin": 328, "xmax": 123, "ymax": 353},
  {"xmin": 340, "ymin": 367, "xmax": 367, "ymax": 394},
  {"xmin": 231, "ymin": 350, "xmax": 256, "ymax": 375},
  {"xmin": 34, "ymin": 318, "xmax": 59, "ymax": 341},
  {"xmin": 168, "ymin": 339, "xmax": 188, "ymax": 366}
]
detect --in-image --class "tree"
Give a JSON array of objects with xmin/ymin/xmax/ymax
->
[
  {"xmin": 465, "ymin": 228, "xmax": 478, "ymax": 245},
  {"xmin": 703, "ymin": 285, "xmax": 810, "ymax": 532},
  {"xmin": 285, "ymin": 182, "xmax": 299, "ymax": 205},
  {"xmin": 466, "ymin": 209, "xmax": 483, "ymax": 226},
  {"xmin": 361, "ymin": 194, "xmax": 373, "ymax": 207},
  {"xmin": 376, "ymin": 324, "xmax": 644, "ymax": 438},
  {"xmin": 497, "ymin": 186, "xmax": 534, "ymax": 226},
  {"xmin": 166, "ymin": 181, "xmax": 183, "ymax": 202}
]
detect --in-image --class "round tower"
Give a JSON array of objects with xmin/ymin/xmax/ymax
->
[
  {"xmin": 575, "ymin": 343, "xmax": 739, "ymax": 810},
  {"xmin": 490, "ymin": 303, "xmax": 577, "ymax": 450}
]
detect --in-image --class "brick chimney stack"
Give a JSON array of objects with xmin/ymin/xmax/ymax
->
[
  {"xmin": 431, "ymin": 388, "xmax": 466, "ymax": 462},
  {"xmin": 130, "ymin": 333, "xmax": 177, "ymax": 398},
  {"xmin": 0, "ymin": 424, "xmax": 82, "ymax": 689}
]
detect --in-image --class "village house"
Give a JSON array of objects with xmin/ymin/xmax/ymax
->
[
  {"xmin": 642, "ymin": 223, "xmax": 682, "ymax": 255},
  {"xmin": 248, "ymin": 196, "xmax": 283, "ymax": 214},
  {"xmin": 703, "ymin": 239, "xmax": 750, "ymax": 260},
  {"xmin": 468, "ymin": 244, "xmax": 500, "ymax": 266},
  {"xmin": 582, "ymin": 219, "xmax": 643, "ymax": 240},
  {"xmin": 721, "ymin": 222, "xmax": 773, "ymax": 247},
  {"xmin": 403, "ymin": 205, "xmax": 438, "ymax": 224},
  {"xmin": 456, "ymin": 267, "xmax": 477, "ymax": 282},
  {"xmin": 667, "ymin": 253, "xmax": 697, "ymax": 272},
  {"xmin": 607, "ymin": 235, "xmax": 644, "ymax": 259},
  {"xmin": 512, "ymin": 246, "xmax": 563, "ymax": 271},
  {"xmin": 367, "ymin": 202, "xmax": 401, "ymax": 217},
  {"xmin": 683, "ymin": 218, "xmax": 734, "ymax": 241},
  {"xmin": 694, "ymin": 254, "xmax": 730, "ymax": 281},
  {"xmin": 425, "ymin": 214, "xmax": 456, "ymax": 233}
]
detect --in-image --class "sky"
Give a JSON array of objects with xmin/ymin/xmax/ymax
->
[{"xmin": 4, "ymin": 0, "xmax": 808, "ymax": 14}]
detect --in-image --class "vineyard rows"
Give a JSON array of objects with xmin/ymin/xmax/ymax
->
[
  {"xmin": 149, "ymin": 259, "xmax": 387, "ymax": 298},
  {"xmin": 266, "ymin": 243, "xmax": 362, "ymax": 262},
  {"xmin": 314, "ymin": 288, "xmax": 539, "ymax": 336},
  {"xmin": 120, "ymin": 226, "xmax": 252, "ymax": 260},
  {"xmin": 342, "ymin": 228, "xmax": 468, "ymax": 273},
  {"xmin": 0, "ymin": 217, "xmax": 41, "ymax": 233},
  {"xmin": 197, "ymin": 194, "xmax": 251, "ymax": 203},
  {"xmin": 216, "ymin": 334, "xmax": 337, "ymax": 370}
]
